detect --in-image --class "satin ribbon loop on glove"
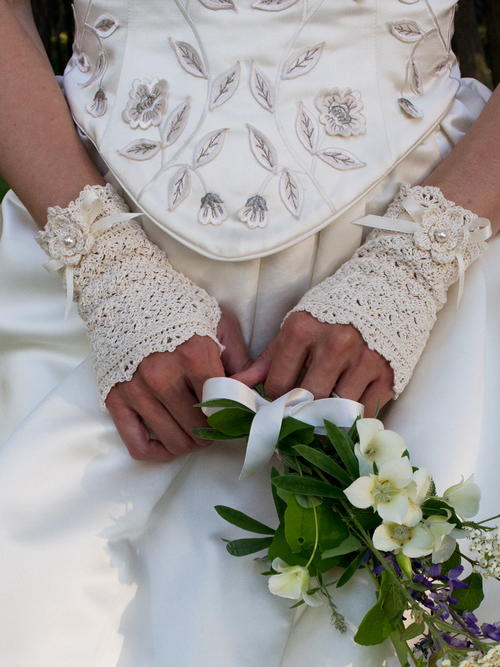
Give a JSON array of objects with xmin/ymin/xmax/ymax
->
[
  {"xmin": 201, "ymin": 377, "xmax": 363, "ymax": 479},
  {"xmin": 42, "ymin": 189, "xmax": 142, "ymax": 318},
  {"xmin": 353, "ymin": 194, "xmax": 491, "ymax": 306}
]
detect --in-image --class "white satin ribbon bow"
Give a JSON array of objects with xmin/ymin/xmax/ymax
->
[
  {"xmin": 353, "ymin": 194, "xmax": 491, "ymax": 305},
  {"xmin": 43, "ymin": 189, "xmax": 142, "ymax": 318},
  {"xmin": 201, "ymin": 377, "xmax": 364, "ymax": 479}
]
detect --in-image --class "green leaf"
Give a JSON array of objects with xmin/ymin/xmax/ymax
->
[
  {"xmin": 389, "ymin": 630, "xmax": 412, "ymax": 666},
  {"xmin": 441, "ymin": 545, "xmax": 461, "ymax": 573},
  {"xmin": 452, "ymin": 572, "xmax": 484, "ymax": 612},
  {"xmin": 271, "ymin": 467, "xmax": 287, "ymax": 520},
  {"xmin": 336, "ymin": 550, "xmax": 364, "ymax": 588},
  {"xmin": 279, "ymin": 417, "xmax": 315, "ymax": 442},
  {"xmin": 225, "ymin": 536, "xmax": 273, "ymax": 557},
  {"xmin": 315, "ymin": 505, "xmax": 349, "ymax": 552},
  {"xmin": 214, "ymin": 506, "xmax": 275, "ymax": 535},
  {"xmin": 422, "ymin": 498, "xmax": 460, "ymax": 525},
  {"xmin": 272, "ymin": 474, "xmax": 345, "ymax": 499},
  {"xmin": 268, "ymin": 525, "xmax": 308, "ymax": 566},
  {"xmin": 284, "ymin": 495, "xmax": 317, "ymax": 553},
  {"xmin": 195, "ymin": 399, "xmax": 254, "ymax": 412},
  {"xmin": 207, "ymin": 408, "xmax": 254, "ymax": 436},
  {"xmin": 354, "ymin": 601, "xmax": 393, "ymax": 646},
  {"xmin": 321, "ymin": 535, "xmax": 361, "ymax": 559},
  {"xmin": 400, "ymin": 621, "xmax": 425, "ymax": 641},
  {"xmin": 293, "ymin": 445, "xmax": 351, "ymax": 487},
  {"xmin": 378, "ymin": 570, "xmax": 406, "ymax": 625},
  {"xmin": 295, "ymin": 495, "xmax": 323, "ymax": 509},
  {"xmin": 324, "ymin": 420, "xmax": 359, "ymax": 478},
  {"xmin": 192, "ymin": 427, "xmax": 238, "ymax": 440}
]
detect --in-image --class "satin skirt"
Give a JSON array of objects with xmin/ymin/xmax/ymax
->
[{"xmin": 1, "ymin": 78, "xmax": 499, "ymax": 667}]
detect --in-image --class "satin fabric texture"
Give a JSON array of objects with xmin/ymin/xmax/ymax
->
[{"xmin": 0, "ymin": 78, "xmax": 499, "ymax": 666}]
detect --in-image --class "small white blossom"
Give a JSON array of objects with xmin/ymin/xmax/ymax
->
[
  {"xmin": 457, "ymin": 645, "xmax": 500, "ymax": 666},
  {"xmin": 122, "ymin": 78, "xmax": 167, "ymax": 129},
  {"xmin": 198, "ymin": 192, "xmax": 227, "ymax": 225},
  {"xmin": 354, "ymin": 418, "xmax": 406, "ymax": 475},
  {"xmin": 443, "ymin": 474, "xmax": 481, "ymax": 518},
  {"xmin": 468, "ymin": 525, "xmax": 500, "ymax": 579},
  {"xmin": 268, "ymin": 558, "xmax": 323, "ymax": 607},
  {"xmin": 315, "ymin": 87, "xmax": 366, "ymax": 137},
  {"xmin": 424, "ymin": 515, "xmax": 459, "ymax": 563},
  {"xmin": 238, "ymin": 195, "xmax": 268, "ymax": 229}
]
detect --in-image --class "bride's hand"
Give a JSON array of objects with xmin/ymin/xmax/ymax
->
[
  {"xmin": 106, "ymin": 310, "xmax": 251, "ymax": 462},
  {"xmin": 233, "ymin": 311, "xmax": 394, "ymax": 417}
]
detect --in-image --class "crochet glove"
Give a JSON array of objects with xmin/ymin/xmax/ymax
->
[
  {"xmin": 37, "ymin": 183, "xmax": 222, "ymax": 403},
  {"xmin": 286, "ymin": 184, "xmax": 491, "ymax": 397}
]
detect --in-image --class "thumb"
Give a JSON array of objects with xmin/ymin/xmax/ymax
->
[
  {"xmin": 231, "ymin": 339, "xmax": 276, "ymax": 388},
  {"xmin": 217, "ymin": 309, "xmax": 252, "ymax": 376}
]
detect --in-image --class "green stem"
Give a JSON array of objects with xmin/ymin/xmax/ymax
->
[
  {"xmin": 305, "ymin": 504, "xmax": 319, "ymax": 569},
  {"xmin": 475, "ymin": 513, "xmax": 500, "ymax": 525}
]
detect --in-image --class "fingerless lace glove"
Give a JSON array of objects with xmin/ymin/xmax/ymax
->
[
  {"xmin": 286, "ymin": 185, "xmax": 491, "ymax": 397},
  {"xmin": 37, "ymin": 183, "xmax": 222, "ymax": 402}
]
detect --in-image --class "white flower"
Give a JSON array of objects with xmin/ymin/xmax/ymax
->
[
  {"xmin": 198, "ymin": 192, "xmax": 227, "ymax": 225},
  {"xmin": 443, "ymin": 475, "xmax": 481, "ymax": 518},
  {"xmin": 37, "ymin": 214, "xmax": 94, "ymax": 267},
  {"xmin": 424, "ymin": 515, "xmax": 459, "ymax": 563},
  {"xmin": 373, "ymin": 521, "xmax": 434, "ymax": 558},
  {"xmin": 354, "ymin": 418, "xmax": 406, "ymax": 474},
  {"xmin": 344, "ymin": 457, "xmax": 414, "ymax": 524},
  {"xmin": 414, "ymin": 207, "xmax": 473, "ymax": 265},
  {"xmin": 314, "ymin": 87, "xmax": 366, "ymax": 137},
  {"xmin": 404, "ymin": 468, "xmax": 432, "ymax": 527},
  {"xmin": 122, "ymin": 78, "xmax": 167, "ymax": 129},
  {"xmin": 238, "ymin": 195, "xmax": 268, "ymax": 229},
  {"xmin": 268, "ymin": 558, "xmax": 323, "ymax": 607}
]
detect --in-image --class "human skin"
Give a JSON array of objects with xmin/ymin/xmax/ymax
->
[{"xmin": 1, "ymin": 1, "xmax": 499, "ymax": 459}]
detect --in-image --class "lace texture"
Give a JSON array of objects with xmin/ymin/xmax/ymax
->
[
  {"xmin": 39, "ymin": 184, "xmax": 222, "ymax": 403},
  {"xmin": 287, "ymin": 185, "xmax": 488, "ymax": 397}
]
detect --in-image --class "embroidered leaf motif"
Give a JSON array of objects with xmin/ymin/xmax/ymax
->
[
  {"xmin": 409, "ymin": 58, "xmax": 423, "ymax": 95},
  {"xmin": 163, "ymin": 99, "xmax": 191, "ymax": 146},
  {"xmin": 76, "ymin": 52, "xmax": 91, "ymax": 73},
  {"xmin": 389, "ymin": 20, "xmax": 424, "ymax": 42},
  {"xmin": 296, "ymin": 102, "xmax": 319, "ymax": 154},
  {"xmin": 168, "ymin": 166, "xmax": 191, "ymax": 210},
  {"xmin": 399, "ymin": 0, "xmax": 419, "ymax": 3},
  {"xmin": 398, "ymin": 97, "xmax": 424, "ymax": 118},
  {"xmin": 118, "ymin": 139, "xmax": 161, "ymax": 161},
  {"xmin": 317, "ymin": 148, "xmax": 366, "ymax": 171},
  {"xmin": 281, "ymin": 42, "xmax": 324, "ymax": 80},
  {"xmin": 246, "ymin": 124, "xmax": 277, "ymax": 172},
  {"xmin": 252, "ymin": 0, "xmax": 299, "ymax": 10},
  {"xmin": 93, "ymin": 14, "xmax": 119, "ymax": 38},
  {"xmin": 279, "ymin": 168, "xmax": 303, "ymax": 218},
  {"xmin": 250, "ymin": 62, "xmax": 275, "ymax": 112},
  {"xmin": 79, "ymin": 51, "xmax": 107, "ymax": 88},
  {"xmin": 209, "ymin": 62, "xmax": 241, "ymax": 110},
  {"xmin": 193, "ymin": 128, "xmax": 229, "ymax": 167},
  {"xmin": 170, "ymin": 38, "xmax": 207, "ymax": 79},
  {"xmin": 199, "ymin": 0, "xmax": 236, "ymax": 8}
]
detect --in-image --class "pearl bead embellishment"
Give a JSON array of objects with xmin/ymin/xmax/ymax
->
[
  {"xmin": 63, "ymin": 235, "xmax": 77, "ymax": 248},
  {"xmin": 434, "ymin": 229, "xmax": 448, "ymax": 243}
]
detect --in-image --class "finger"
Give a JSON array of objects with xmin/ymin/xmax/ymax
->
[
  {"xmin": 106, "ymin": 390, "xmax": 174, "ymax": 463},
  {"xmin": 231, "ymin": 338, "xmax": 277, "ymax": 388},
  {"xmin": 119, "ymin": 379, "xmax": 196, "ymax": 456},
  {"xmin": 264, "ymin": 337, "xmax": 310, "ymax": 399},
  {"xmin": 334, "ymin": 364, "xmax": 377, "ymax": 402},
  {"xmin": 157, "ymin": 382, "xmax": 212, "ymax": 448},
  {"xmin": 299, "ymin": 344, "xmax": 349, "ymax": 398},
  {"xmin": 360, "ymin": 381, "xmax": 395, "ymax": 418},
  {"xmin": 218, "ymin": 310, "xmax": 252, "ymax": 375}
]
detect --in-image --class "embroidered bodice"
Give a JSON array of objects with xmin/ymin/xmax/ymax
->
[{"xmin": 64, "ymin": 0, "xmax": 460, "ymax": 261}]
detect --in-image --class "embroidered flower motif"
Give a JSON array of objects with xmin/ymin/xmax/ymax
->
[
  {"xmin": 37, "ymin": 214, "xmax": 94, "ymax": 267},
  {"xmin": 414, "ymin": 207, "xmax": 472, "ymax": 264},
  {"xmin": 238, "ymin": 195, "xmax": 268, "ymax": 229},
  {"xmin": 122, "ymin": 78, "xmax": 168, "ymax": 130},
  {"xmin": 86, "ymin": 88, "xmax": 108, "ymax": 117},
  {"xmin": 315, "ymin": 87, "xmax": 366, "ymax": 137},
  {"xmin": 198, "ymin": 192, "xmax": 227, "ymax": 225}
]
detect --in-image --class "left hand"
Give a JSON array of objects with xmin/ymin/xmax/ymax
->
[{"xmin": 233, "ymin": 311, "xmax": 394, "ymax": 417}]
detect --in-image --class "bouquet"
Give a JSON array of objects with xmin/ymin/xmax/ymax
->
[{"xmin": 195, "ymin": 378, "xmax": 500, "ymax": 667}]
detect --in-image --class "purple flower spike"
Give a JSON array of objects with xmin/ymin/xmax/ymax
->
[
  {"xmin": 428, "ymin": 564, "xmax": 441, "ymax": 578},
  {"xmin": 414, "ymin": 573, "xmax": 433, "ymax": 588},
  {"xmin": 481, "ymin": 621, "xmax": 500, "ymax": 641},
  {"xmin": 373, "ymin": 564, "xmax": 384, "ymax": 576},
  {"xmin": 463, "ymin": 612, "xmax": 481, "ymax": 635},
  {"xmin": 447, "ymin": 565, "xmax": 464, "ymax": 580}
]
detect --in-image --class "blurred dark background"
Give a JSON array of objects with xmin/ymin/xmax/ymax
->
[
  {"xmin": 0, "ymin": 0, "xmax": 499, "ymax": 201},
  {"xmin": 30, "ymin": 0, "xmax": 500, "ymax": 88}
]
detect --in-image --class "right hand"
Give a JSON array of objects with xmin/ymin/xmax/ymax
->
[{"xmin": 105, "ymin": 310, "xmax": 251, "ymax": 462}]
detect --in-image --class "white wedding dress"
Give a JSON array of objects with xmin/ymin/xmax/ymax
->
[{"xmin": 1, "ymin": 2, "xmax": 499, "ymax": 665}]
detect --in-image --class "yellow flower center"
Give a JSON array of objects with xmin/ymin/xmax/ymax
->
[
  {"xmin": 390, "ymin": 524, "xmax": 412, "ymax": 544},
  {"xmin": 373, "ymin": 479, "xmax": 397, "ymax": 503}
]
